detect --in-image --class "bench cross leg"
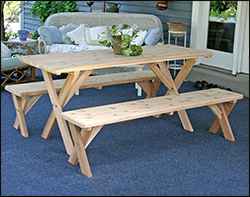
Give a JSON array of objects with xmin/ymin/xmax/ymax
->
[
  {"xmin": 68, "ymin": 122, "xmax": 93, "ymax": 177},
  {"xmin": 11, "ymin": 94, "xmax": 29, "ymax": 137},
  {"xmin": 14, "ymin": 94, "xmax": 42, "ymax": 130},
  {"xmin": 68, "ymin": 125, "xmax": 103, "ymax": 165},
  {"xmin": 209, "ymin": 101, "xmax": 236, "ymax": 135},
  {"xmin": 208, "ymin": 102, "xmax": 236, "ymax": 141}
]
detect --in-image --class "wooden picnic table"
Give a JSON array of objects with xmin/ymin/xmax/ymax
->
[{"xmin": 19, "ymin": 44, "xmax": 213, "ymax": 155}]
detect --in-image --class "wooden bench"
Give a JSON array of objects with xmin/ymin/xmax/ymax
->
[
  {"xmin": 5, "ymin": 70, "xmax": 160, "ymax": 138},
  {"xmin": 60, "ymin": 88, "xmax": 243, "ymax": 177}
]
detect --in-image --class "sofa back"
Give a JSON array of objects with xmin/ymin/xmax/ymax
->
[{"xmin": 44, "ymin": 12, "xmax": 164, "ymax": 43}]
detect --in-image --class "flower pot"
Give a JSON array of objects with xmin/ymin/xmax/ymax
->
[
  {"xmin": 18, "ymin": 30, "xmax": 29, "ymax": 41},
  {"xmin": 111, "ymin": 36, "xmax": 123, "ymax": 55},
  {"xmin": 167, "ymin": 22, "xmax": 188, "ymax": 37}
]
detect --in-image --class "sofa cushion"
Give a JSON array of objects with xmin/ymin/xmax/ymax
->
[
  {"xmin": 1, "ymin": 57, "xmax": 27, "ymax": 70},
  {"xmin": 38, "ymin": 26, "xmax": 63, "ymax": 46},
  {"xmin": 59, "ymin": 24, "xmax": 78, "ymax": 44},
  {"xmin": 85, "ymin": 26, "xmax": 109, "ymax": 45},
  {"xmin": 145, "ymin": 27, "xmax": 162, "ymax": 46},
  {"xmin": 1, "ymin": 42, "xmax": 12, "ymax": 59},
  {"xmin": 131, "ymin": 30, "xmax": 147, "ymax": 46},
  {"xmin": 66, "ymin": 24, "xmax": 88, "ymax": 46}
]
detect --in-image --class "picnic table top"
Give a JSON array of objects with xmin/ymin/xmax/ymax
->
[{"xmin": 19, "ymin": 44, "xmax": 213, "ymax": 75}]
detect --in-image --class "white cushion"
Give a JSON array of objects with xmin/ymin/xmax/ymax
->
[
  {"xmin": 1, "ymin": 42, "xmax": 12, "ymax": 59},
  {"xmin": 85, "ymin": 26, "xmax": 109, "ymax": 45},
  {"xmin": 66, "ymin": 24, "xmax": 88, "ymax": 46},
  {"xmin": 131, "ymin": 30, "xmax": 147, "ymax": 46}
]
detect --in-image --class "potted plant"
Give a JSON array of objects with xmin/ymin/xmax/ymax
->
[{"xmin": 98, "ymin": 24, "xmax": 143, "ymax": 56}]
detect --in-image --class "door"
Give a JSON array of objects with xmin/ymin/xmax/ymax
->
[{"xmin": 190, "ymin": 1, "xmax": 249, "ymax": 75}]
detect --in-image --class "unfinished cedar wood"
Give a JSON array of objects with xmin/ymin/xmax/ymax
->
[
  {"xmin": 19, "ymin": 45, "xmax": 213, "ymax": 75},
  {"xmin": 5, "ymin": 70, "xmax": 160, "ymax": 138},
  {"xmin": 61, "ymin": 88, "xmax": 243, "ymax": 177},
  {"xmin": 61, "ymin": 88, "xmax": 243, "ymax": 128},
  {"xmin": 5, "ymin": 70, "xmax": 158, "ymax": 97},
  {"xmin": 16, "ymin": 44, "xmax": 212, "ymax": 156}
]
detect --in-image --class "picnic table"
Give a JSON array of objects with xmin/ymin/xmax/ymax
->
[{"xmin": 18, "ymin": 44, "xmax": 213, "ymax": 156}]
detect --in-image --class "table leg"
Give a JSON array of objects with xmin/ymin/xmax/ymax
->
[
  {"xmin": 41, "ymin": 70, "xmax": 93, "ymax": 155},
  {"xmin": 41, "ymin": 71, "xmax": 80, "ymax": 139},
  {"xmin": 147, "ymin": 62, "xmax": 194, "ymax": 132},
  {"xmin": 167, "ymin": 58, "xmax": 197, "ymax": 94}
]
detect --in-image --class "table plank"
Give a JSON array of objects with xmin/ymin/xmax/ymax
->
[{"xmin": 19, "ymin": 44, "xmax": 212, "ymax": 75}]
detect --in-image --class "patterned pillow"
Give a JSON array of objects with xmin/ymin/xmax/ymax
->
[
  {"xmin": 59, "ymin": 24, "xmax": 78, "ymax": 44},
  {"xmin": 38, "ymin": 26, "xmax": 63, "ymax": 46},
  {"xmin": 66, "ymin": 24, "xmax": 88, "ymax": 46},
  {"xmin": 1, "ymin": 42, "xmax": 12, "ymax": 59},
  {"xmin": 85, "ymin": 26, "xmax": 109, "ymax": 45}
]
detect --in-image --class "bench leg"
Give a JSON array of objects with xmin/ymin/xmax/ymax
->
[
  {"xmin": 208, "ymin": 103, "xmax": 235, "ymax": 141},
  {"xmin": 209, "ymin": 101, "xmax": 236, "ymax": 134},
  {"xmin": 11, "ymin": 94, "xmax": 29, "ymax": 137},
  {"xmin": 68, "ymin": 123, "xmax": 92, "ymax": 177},
  {"xmin": 69, "ymin": 126, "xmax": 103, "ymax": 165},
  {"xmin": 14, "ymin": 95, "xmax": 42, "ymax": 130}
]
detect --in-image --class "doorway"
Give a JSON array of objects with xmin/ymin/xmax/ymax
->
[{"xmin": 190, "ymin": 1, "xmax": 249, "ymax": 75}]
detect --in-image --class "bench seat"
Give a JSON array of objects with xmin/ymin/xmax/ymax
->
[
  {"xmin": 5, "ymin": 70, "xmax": 160, "ymax": 137},
  {"xmin": 61, "ymin": 88, "xmax": 243, "ymax": 177},
  {"xmin": 5, "ymin": 70, "xmax": 158, "ymax": 97}
]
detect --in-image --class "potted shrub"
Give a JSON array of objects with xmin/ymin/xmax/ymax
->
[{"xmin": 98, "ymin": 24, "xmax": 143, "ymax": 56}]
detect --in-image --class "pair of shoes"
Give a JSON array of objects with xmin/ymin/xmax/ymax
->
[
  {"xmin": 193, "ymin": 80, "xmax": 208, "ymax": 90},
  {"xmin": 211, "ymin": 84, "xmax": 232, "ymax": 91}
]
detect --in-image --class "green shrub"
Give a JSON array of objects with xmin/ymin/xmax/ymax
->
[{"xmin": 30, "ymin": 1, "xmax": 78, "ymax": 39}]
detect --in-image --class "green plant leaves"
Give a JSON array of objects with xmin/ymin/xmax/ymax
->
[{"xmin": 98, "ymin": 24, "xmax": 143, "ymax": 56}]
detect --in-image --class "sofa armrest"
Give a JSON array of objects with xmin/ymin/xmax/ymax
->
[{"xmin": 37, "ymin": 37, "xmax": 48, "ymax": 54}]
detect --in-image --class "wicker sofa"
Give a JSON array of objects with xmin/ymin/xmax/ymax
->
[{"xmin": 37, "ymin": 12, "xmax": 164, "ymax": 75}]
